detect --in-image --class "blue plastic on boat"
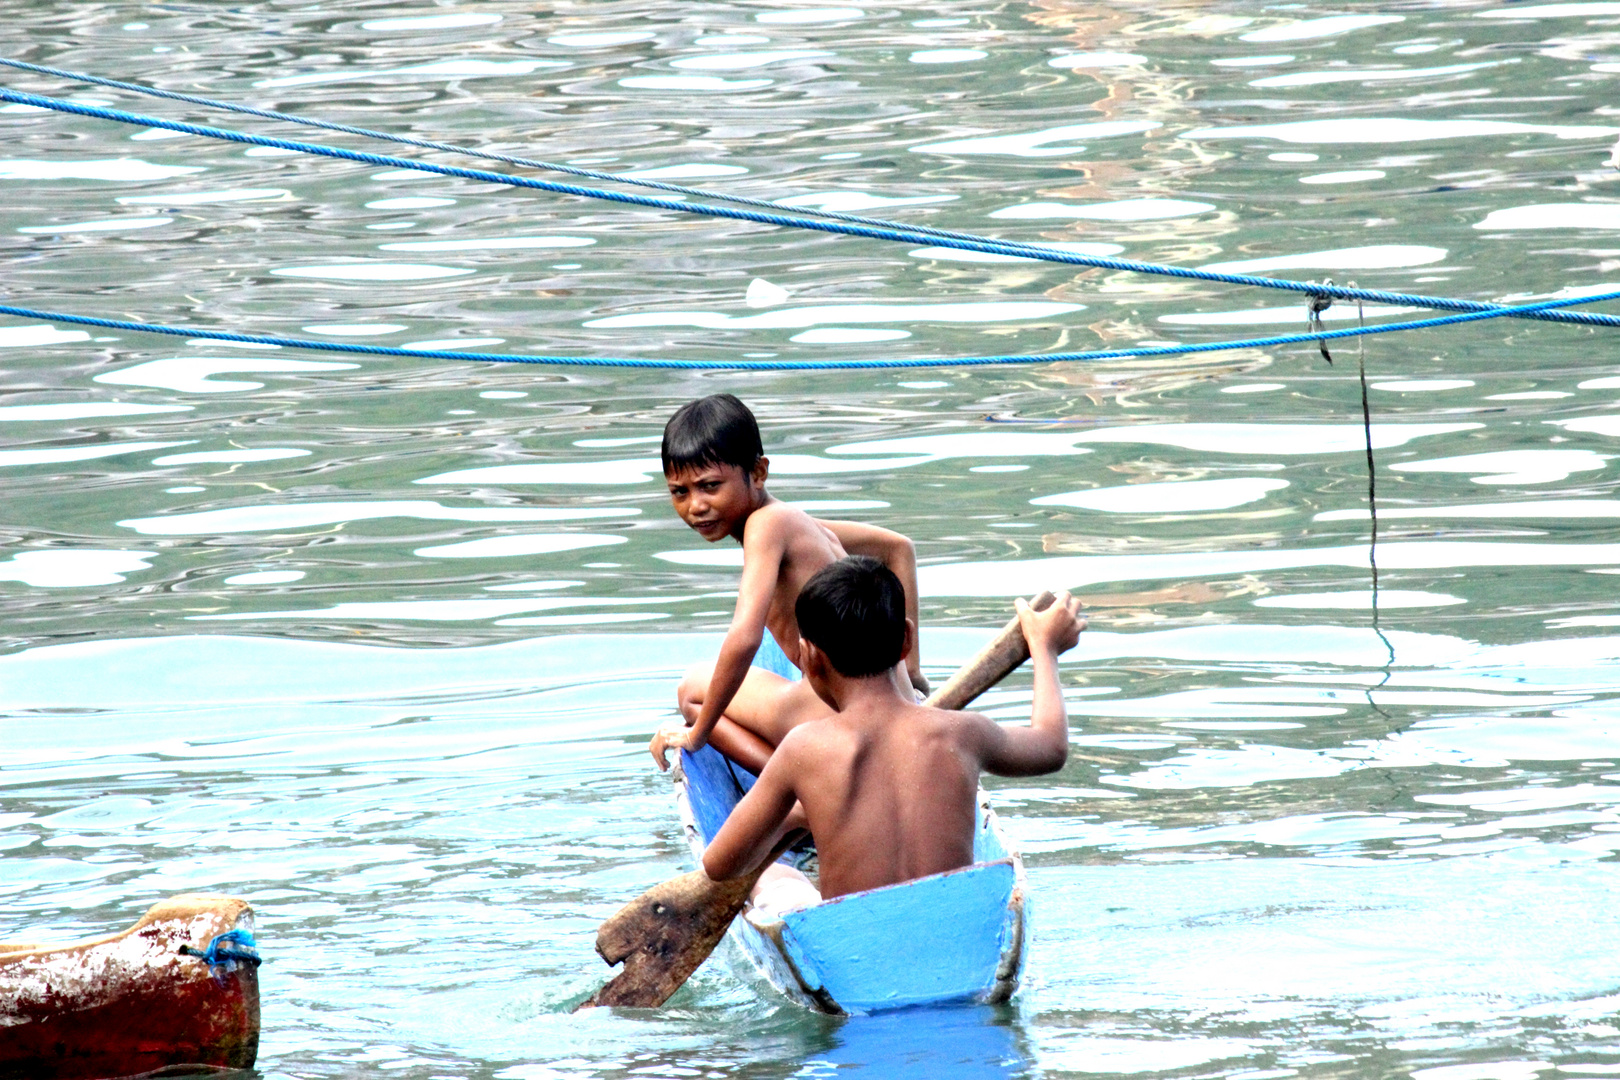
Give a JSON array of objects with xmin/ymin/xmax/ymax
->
[
  {"xmin": 674, "ymin": 742, "xmax": 1025, "ymax": 1012},
  {"xmin": 753, "ymin": 634, "xmax": 800, "ymax": 681},
  {"xmin": 780, "ymin": 860, "xmax": 1018, "ymax": 1010}
]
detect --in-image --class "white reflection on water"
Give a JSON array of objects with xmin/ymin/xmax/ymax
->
[
  {"xmin": 94, "ymin": 356, "xmax": 359, "ymax": 393},
  {"xmin": 1389, "ymin": 449, "xmax": 1607, "ymax": 485},
  {"xmin": 910, "ymin": 49, "xmax": 986, "ymax": 64},
  {"xmin": 252, "ymin": 59, "xmax": 568, "ymax": 88},
  {"xmin": 378, "ymin": 237, "xmax": 595, "ymax": 252},
  {"xmin": 18, "ymin": 216, "xmax": 171, "ymax": 234},
  {"xmin": 584, "ymin": 300, "xmax": 1082, "ymax": 329},
  {"xmin": 0, "ymin": 441, "xmax": 189, "ymax": 467},
  {"xmin": 1301, "ymin": 170, "xmax": 1388, "ymax": 184},
  {"xmin": 618, "ymin": 163, "xmax": 749, "ymax": 179},
  {"xmin": 1254, "ymin": 590, "xmax": 1466, "ymax": 609},
  {"xmin": 1239, "ymin": 14, "xmax": 1405, "ymax": 41},
  {"xmin": 0, "ymin": 158, "xmax": 204, "ymax": 181},
  {"xmin": 908, "ymin": 241, "xmax": 1126, "ymax": 263},
  {"xmin": 1048, "ymin": 52, "xmax": 1148, "ymax": 68},
  {"xmin": 755, "ymin": 8, "xmax": 865, "ymax": 24},
  {"xmin": 1317, "ymin": 500, "xmax": 1620, "ymax": 522},
  {"xmin": 191, "ymin": 595, "xmax": 690, "ymax": 622},
  {"xmin": 916, "ymin": 541, "xmax": 1620, "ymax": 597},
  {"xmin": 990, "ymin": 198, "xmax": 1213, "ymax": 221},
  {"xmin": 1159, "ymin": 303, "xmax": 1415, "ymax": 325},
  {"xmin": 271, "ymin": 263, "xmax": 474, "ymax": 281},
  {"xmin": 0, "ymin": 325, "xmax": 90, "ymax": 348},
  {"xmin": 360, "ymin": 14, "xmax": 503, "ymax": 31},
  {"xmin": 118, "ymin": 502, "xmax": 638, "ymax": 535},
  {"xmin": 1249, "ymin": 61, "xmax": 1501, "ymax": 88},
  {"xmin": 0, "ymin": 402, "xmax": 189, "ymax": 421},
  {"xmin": 547, "ymin": 31, "xmax": 657, "ymax": 47},
  {"xmin": 618, "ymin": 76, "xmax": 773, "ymax": 91},
  {"xmin": 413, "ymin": 534, "xmax": 628, "ymax": 559},
  {"xmin": 668, "ymin": 50, "xmax": 832, "ymax": 71},
  {"xmin": 1475, "ymin": 2, "xmax": 1620, "ymax": 16},
  {"xmin": 151, "ymin": 448, "xmax": 310, "ymax": 465},
  {"xmin": 775, "ymin": 190, "xmax": 957, "ymax": 212},
  {"xmin": 912, "ymin": 121, "xmax": 1161, "ymax": 157},
  {"xmin": 1182, "ymin": 118, "xmax": 1618, "ymax": 143},
  {"xmin": 0, "ymin": 549, "xmax": 154, "ymax": 587},
  {"xmin": 1033, "ymin": 478, "xmax": 1289, "ymax": 513},
  {"xmin": 830, "ymin": 422, "xmax": 1475, "ymax": 458},
  {"xmin": 1475, "ymin": 204, "xmax": 1620, "ymax": 230},
  {"xmin": 1198, "ymin": 245, "xmax": 1445, "ymax": 274}
]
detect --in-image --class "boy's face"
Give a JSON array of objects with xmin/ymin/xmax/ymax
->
[{"xmin": 665, "ymin": 459, "xmax": 767, "ymax": 542}]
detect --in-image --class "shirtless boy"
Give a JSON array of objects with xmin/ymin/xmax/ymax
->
[
  {"xmin": 702, "ymin": 556, "xmax": 1083, "ymax": 908},
  {"xmin": 649, "ymin": 394, "xmax": 927, "ymax": 774}
]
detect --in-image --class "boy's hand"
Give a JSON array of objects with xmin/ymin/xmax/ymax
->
[
  {"xmin": 1015, "ymin": 590, "xmax": 1085, "ymax": 655},
  {"xmin": 650, "ymin": 721, "xmax": 693, "ymax": 771},
  {"xmin": 909, "ymin": 668, "xmax": 932, "ymax": 699}
]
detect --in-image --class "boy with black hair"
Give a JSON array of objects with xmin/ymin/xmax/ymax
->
[
  {"xmin": 651, "ymin": 394, "xmax": 927, "ymax": 774},
  {"xmin": 703, "ymin": 556, "xmax": 1083, "ymax": 906}
]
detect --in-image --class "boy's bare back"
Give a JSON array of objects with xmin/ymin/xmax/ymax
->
[
  {"xmin": 704, "ymin": 585, "xmax": 1083, "ymax": 901},
  {"xmin": 768, "ymin": 701, "xmax": 983, "ymax": 897}
]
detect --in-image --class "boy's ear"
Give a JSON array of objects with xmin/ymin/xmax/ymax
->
[
  {"xmin": 799, "ymin": 639, "xmax": 839, "ymax": 709},
  {"xmin": 900, "ymin": 618, "xmax": 915, "ymax": 662},
  {"xmin": 751, "ymin": 456, "xmax": 769, "ymax": 486}
]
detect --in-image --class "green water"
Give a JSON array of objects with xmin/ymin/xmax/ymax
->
[{"xmin": 4, "ymin": 1, "xmax": 1620, "ymax": 1077}]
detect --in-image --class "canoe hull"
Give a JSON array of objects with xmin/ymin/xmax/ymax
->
[
  {"xmin": 0, "ymin": 895, "xmax": 260, "ymax": 1080},
  {"xmin": 674, "ymin": 745, "xmax": 1025, "ymax": 1014}
]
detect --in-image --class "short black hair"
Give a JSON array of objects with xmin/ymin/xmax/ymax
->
[
  {"xmin": 662, "ymin": 394, "xmax": 763, "ymax": 476},
  {"xmin": 795, "ymin": 556, "xmax": 906, "ymax": 678}
]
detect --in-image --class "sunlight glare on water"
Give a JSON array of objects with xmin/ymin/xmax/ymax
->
[{"xmin": 3, "ymin": 1, "xmax": 1620, "ymax": 1077}]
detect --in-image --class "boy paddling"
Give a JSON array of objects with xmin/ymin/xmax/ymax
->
[
  {"xmin": 651, "ymin": 394, "xmax": 928, "ymax": 773},
  {"xmin": 703, "ymin": 557, "xmax": 1084, "ymax": 903}
]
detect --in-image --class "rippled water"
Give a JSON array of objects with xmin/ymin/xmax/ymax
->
[{"xmin": 4, "ymin": 1, "xmax": 1620, "ymax": 1077}]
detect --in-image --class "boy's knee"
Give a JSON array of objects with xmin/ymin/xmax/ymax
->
[{"xmin": 676, "ymin": 663, "xmax": 712, "ymax": 710}]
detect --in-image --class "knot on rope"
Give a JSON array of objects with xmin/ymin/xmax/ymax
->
[
  {"xmin": 1306, "ymin": 278, "xmax": 1335, "ymax": 365},
  {"xmin": 179, "ymin": 927, "xmax": 262, "ymax": 971}
]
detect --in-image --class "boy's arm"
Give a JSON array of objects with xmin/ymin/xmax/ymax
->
[
  {"xmin": 973, "ymin": 591, "xmax": 1085, "ymax": 777},
  {"xmin": 702, "ymin": 750, "xmax": 801, "ymax": 881},
  {"xmin": 815, "ymin": 518, "xmax": 926, "ymax": 692},
  {"xmin": 678, "ymin": 514, "xmax": 788, "ymax": 755}
]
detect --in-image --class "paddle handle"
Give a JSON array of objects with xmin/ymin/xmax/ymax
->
[{"xmin": 922, "ymin": 590, "xmax": 1056, "ymax": 711}]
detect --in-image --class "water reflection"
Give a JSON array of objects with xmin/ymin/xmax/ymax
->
[{"xmin": 803, "ymin": 1006, "xmax": 1027, "ymax": 1078}]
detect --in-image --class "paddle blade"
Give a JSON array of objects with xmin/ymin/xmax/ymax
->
[{"xmin": 578, "ymin": 868, "xmax": 755, "ymax": 1009}]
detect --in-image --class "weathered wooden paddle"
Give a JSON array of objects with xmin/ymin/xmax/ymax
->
[{"xmin": 578, "ymin": 591, "xmax": 1058, "ymax": 1010}]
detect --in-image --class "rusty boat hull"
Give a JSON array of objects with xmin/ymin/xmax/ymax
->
[{"xmin": 0, "ymin": 894, "xmax": 260, "ymax": 1080}]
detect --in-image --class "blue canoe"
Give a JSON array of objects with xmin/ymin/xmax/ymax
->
[{"xmin": 673, "ymin": 742, "xmax": 1026, "ymax": 1014}]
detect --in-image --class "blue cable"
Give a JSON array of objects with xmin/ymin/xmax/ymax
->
[
  {"xmin": 3, "ymin": 288, "xmax": 1616, "ymax": 371},
  {"xmin": 4, "ymin": 84, "xmax": 1619, "ymax": 333}
]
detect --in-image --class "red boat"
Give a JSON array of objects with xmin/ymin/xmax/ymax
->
[{"xmin": 0, "ymin": 894, "xmax": 260, "ymax": 1080}]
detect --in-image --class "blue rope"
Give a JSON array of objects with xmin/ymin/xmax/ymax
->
[
  {"xmin": 4, "ymin": 84, "xmax": 1619, "ymax": 333},
  {"xmin": 179, "ymin": 928, "xmax": 262, "ymax": 968},
  {"xmin": 3, "ymin": 288, "xmax": 1617, "ymax": 370}
]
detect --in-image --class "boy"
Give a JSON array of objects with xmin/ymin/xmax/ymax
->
[
  {"xmin": 702, "ymin": 556, "xmax": 1083, "ymax": 905},
  {"xmin": 650, "ymin": 394, "xmax": 927, "ymax": 774}
]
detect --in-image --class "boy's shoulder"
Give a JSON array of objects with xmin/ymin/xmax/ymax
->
[{"xmin": 740, "ymin": 499, "xmax": 825, "ymax": 546}]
